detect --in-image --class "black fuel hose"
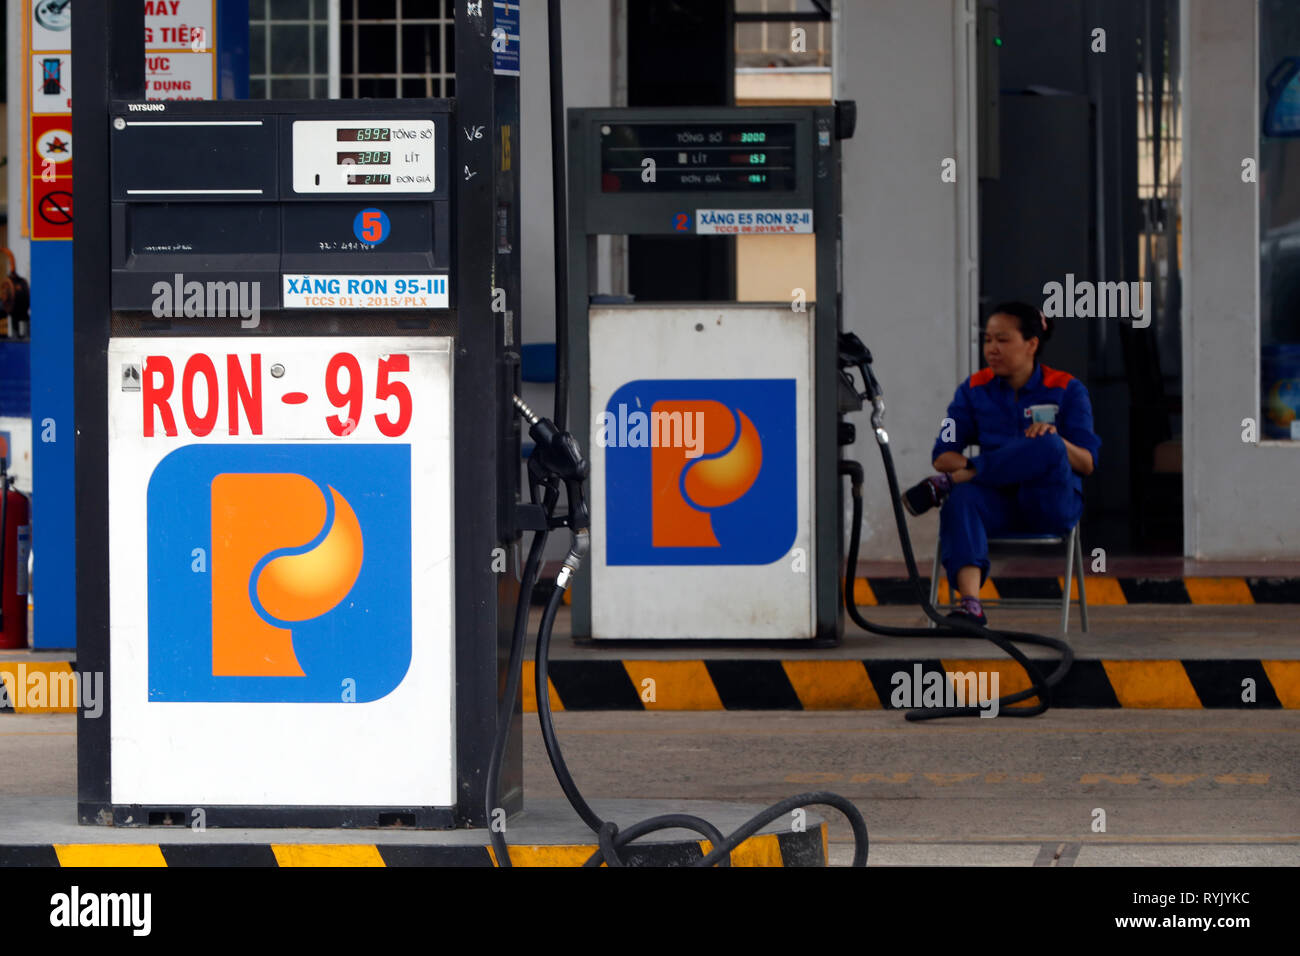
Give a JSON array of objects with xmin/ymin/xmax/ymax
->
[
  {"xmin": 485, "ymin": 515, "xmax": 550, "ymax": 868},
  {"xmin": 532, "ymin": 562, "xmax": 869, "ymax": 867},
  {"xmin": 839, "ymin": 448, "xmax": 1076, "ymax": 720},
  {"xmin": 488, "ymin": 418, "xmax": 870, "ymax": 867}
]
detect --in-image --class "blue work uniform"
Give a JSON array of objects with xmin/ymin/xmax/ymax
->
[{"xmin": 929, "ymin": 362, "xmax": 1102, "ymax": 588}]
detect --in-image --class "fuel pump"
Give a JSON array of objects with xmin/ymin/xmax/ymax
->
[
  {"xmin": 566, "ymin": 104, "xmax": 856, "ymax": 643},
  {"xmin": 74, "ymin": 2, "xmax": 522, "ymax": 829}
]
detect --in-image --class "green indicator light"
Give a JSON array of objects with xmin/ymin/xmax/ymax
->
[{"xmin": 994, "ymin": 36, "xmax": 1003, "ymax": 46}]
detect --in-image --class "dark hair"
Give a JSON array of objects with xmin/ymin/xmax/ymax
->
[{"xmin": 984, "ymin": 301, "xmax": 1053, "ymax": 355}]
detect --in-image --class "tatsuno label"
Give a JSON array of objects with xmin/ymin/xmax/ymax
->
[
  {"xmin": 282, "ymin": 274, "xmax": 448, "ymax": 309},
  {"xmin": 695, "ymin": 209, "xmax": 812, "ymax": 235}
]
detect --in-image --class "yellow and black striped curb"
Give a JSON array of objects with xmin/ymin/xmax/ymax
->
[
  {"xmin": 850, "ymin": 575, "xmax": 1300, "ymax": 606},
  {"xmin": 4, "ymin": 658, "xmax": 1298, "ymax": 712},
  {"xmin": 0, "ymin": 826, "xmax": 825, "ymax": 867},
  {"xmin": 537, "ymin": 576, "xmax": 1300, "ymax": 607},
  {"xmin": 516, "ymin": 659, "xmax": 1300, "ymax": 711}
]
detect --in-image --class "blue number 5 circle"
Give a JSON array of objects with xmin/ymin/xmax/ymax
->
[{"xmin": 354, "ymin": 208, "xmax": 391, "ymax": 245}]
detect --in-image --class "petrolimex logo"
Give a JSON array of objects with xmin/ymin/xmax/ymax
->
[
  {"xmin": 147, "ymin": 444, "xmax": 412, "ymax": 702},
  {"xmin": 603, "ymin": 379, "xmax": 796, "ymax": 565}
]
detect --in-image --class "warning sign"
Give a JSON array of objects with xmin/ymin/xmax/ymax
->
[
  {"xmin": 145, "ymin": 1, "xmax": 215, "ymax": 101},
  {"xmin": 32, "ymin": 115, "xmax": 72, "ymax": 175},
  {"xmin": 35, "ymin": 128, "xmax": 72, "ymax": 166},
  {"xmin": 32, "ymin": 181, "xmax": 74, "ymax": 240},
  {"xmin": 31, "ymin": 53, "xmax": 71, "ymax": 114},
  {"xmin": 25, "ymin": 1, "xmax": 215, "ymax": 240},
  {"xmin": 144, "ymin": 0, "xmax": 213, "ymax": 50},
  {"xmin": 146, "ymin": 52, "xmax": 214, "ymax": 100},
  {"xmin": 30, "ymin": 0, "xmax": 72, "ymax": 52}
]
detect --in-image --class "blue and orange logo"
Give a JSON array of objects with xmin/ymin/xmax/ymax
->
[
  {"xmin": 603, "ymin": 379, "xmax": 796, "ymax": 565},
  {"xmin": 147, "ymin": 444, "xmax": 412, "ymax": 702}
]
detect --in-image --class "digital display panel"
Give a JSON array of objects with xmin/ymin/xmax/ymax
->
[
  {"xmin": 337, "ymin": 128, "xmax": 392, "ymax": 142},
  {"xmin": 337, "ymin": 151, "xmax": 392, "ymax": 165},
  {"xmin": 600, "ymin": 122, "xmax": 798, "ymax": 192},
  {"xmin": 295, "ymin": 120, "xmax": 436, "ymax": 194}
]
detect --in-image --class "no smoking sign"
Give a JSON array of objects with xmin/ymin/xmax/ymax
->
[{"xmin": 32, "ymin": 181, "xmax": 73, "ymax": 240}]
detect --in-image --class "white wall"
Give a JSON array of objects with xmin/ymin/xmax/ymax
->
[
  {"xmin": 1181, "ymin": 0, "xmax": 1298, "ymax": 557},
  {"xmin": 837, "ymin": 0, "xmax": 975, "ymax": 565}
]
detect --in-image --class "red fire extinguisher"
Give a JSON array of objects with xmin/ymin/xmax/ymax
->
[{"xmin": 0, "ymin": 458, "xmax": 31, "ymax": 649}]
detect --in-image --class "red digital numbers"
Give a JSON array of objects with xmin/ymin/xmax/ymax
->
[{"xmin": 324, "ymin": 352, "xmax": 413, "ymax": 438}]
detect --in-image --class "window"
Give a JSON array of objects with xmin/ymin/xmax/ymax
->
[
  {"xmin": 734, "ymin": 0, "xmax": 832, "ymax": 69},
  {"xmin": 343, "ymin": 0, "xmax": 454, "ymax": 100},
  {"xmin": 734, "ymin": 0, "xmax": 833, "ymax": 106},
  {"xmin": 249, "ymin": 0, "xmax": 455, "ymax": 101},
  {"xmin": 250, "ymin": 0, "xmax": 330, "ymax": 100}
]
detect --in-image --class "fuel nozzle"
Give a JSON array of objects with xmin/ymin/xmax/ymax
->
[
  {"xmin": 837, "ymin": 331, "xmax": 881, "ymax": 400},
  {"xmin": 515, "ymin": 396, "xmax": 590, "ymax": 589},
  {"xmin": 837, "ymin": 331, "xmax": 888, "ymax": 444}
]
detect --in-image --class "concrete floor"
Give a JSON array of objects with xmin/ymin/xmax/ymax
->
[
  {"xmin": 6, "ymin": 591, "xmax": 1296, "ymax": 866},
  {"xmin": 3, "ymin": 707, "xmax": 1296, "ymax": 866},
  {"xmin": 519, "ymin": 709, "xmax": 1299, "ymax": 867}
]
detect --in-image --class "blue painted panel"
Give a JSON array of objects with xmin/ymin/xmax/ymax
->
[
  {"xmin": 30, "ymin": 241, "xmax": 74, "ymax": 649},
  {"xmin": 0, "ymin": 342, "xmax": 31, "ymax": 418},
  {"xmin": 217, "ymin": 0, "xmax": 251, "ymax": 100}
]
